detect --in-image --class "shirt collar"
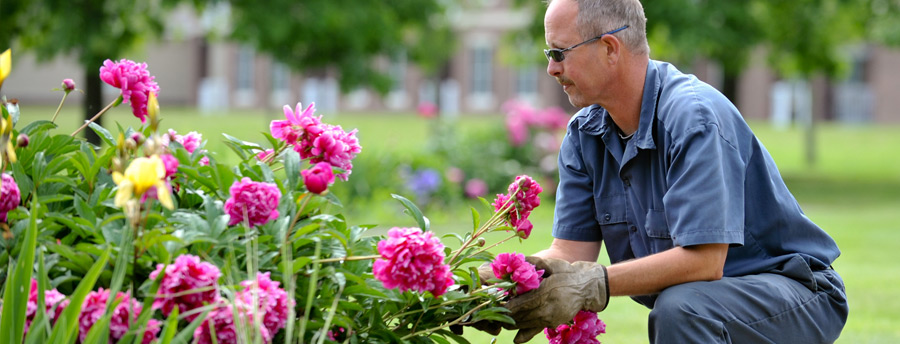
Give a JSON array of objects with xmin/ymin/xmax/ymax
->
[{"xmin": 577, "ymin": 60, "xmax": 661, "ymax": 150}]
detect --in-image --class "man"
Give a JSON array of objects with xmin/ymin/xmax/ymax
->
[{"xmin": 495, "ymin": 0, "xmax": 848, "ymax": 343}]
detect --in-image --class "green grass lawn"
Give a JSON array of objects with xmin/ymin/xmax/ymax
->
[{"xmin": 20, "ymin": 104, "xmax": 900, "ymax": 343}]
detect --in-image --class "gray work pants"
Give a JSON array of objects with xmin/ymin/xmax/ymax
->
[{"xmin": 649, "ymin": 256, "xmax": 848, "ymax": 343}]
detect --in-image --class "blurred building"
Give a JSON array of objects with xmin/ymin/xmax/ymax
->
[{"xmin": 4, "ymin": 1, "xmax": 899, "ymax": 123}]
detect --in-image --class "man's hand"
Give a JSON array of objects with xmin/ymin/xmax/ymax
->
[{"xmin": 506, "ymin": 256, "xmax": 609, "ymax": 343}]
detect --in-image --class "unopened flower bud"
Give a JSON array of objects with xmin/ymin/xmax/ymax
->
[
  {"xmin": 112, "ymin": 157, "xmax": 123, "ymax": 172},
  {"xmin": 61, "ymin": 79, "xmax": 76, "ymax": 93},
  {"xmin": 476, "ymin": 237, "xmax": 486, "ymax": 247},
  {"xmin": 124, "ymin": 138, "xmax": 137, "ymax": 151},
  {"xmin": 16, "ymin": 133, "xmax": 28, "ymax": 148},
  {"xmin": 130, "ymin": 133, "xmax": 144, "ymax": 145}
]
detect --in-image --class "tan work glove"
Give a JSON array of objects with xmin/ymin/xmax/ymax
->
[{"xmin": 506, "ymin": 256, "xmax": 609, "ymax": 343}]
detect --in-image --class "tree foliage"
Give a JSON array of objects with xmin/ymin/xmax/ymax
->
[{"xmin": 226, "ymin": 0, "xmax": 454, "ymax": 94}]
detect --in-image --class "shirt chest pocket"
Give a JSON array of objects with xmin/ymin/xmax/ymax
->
[{"xmin": 594, "ymin": 194, "xmax": 628, "ymax": 225}]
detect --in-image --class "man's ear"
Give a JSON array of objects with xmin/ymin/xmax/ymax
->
[{"xmin": 600, "ymin": 35, "xmax": 622, "ymax": 65}]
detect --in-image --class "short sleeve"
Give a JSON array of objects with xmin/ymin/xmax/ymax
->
[
  {"xmin": 552, "ymin": 127, "xmax": 603, "ymax": 242},
  {"xmin": 663, "ymin": 123, "xmax": 744, "ymax": 247}
]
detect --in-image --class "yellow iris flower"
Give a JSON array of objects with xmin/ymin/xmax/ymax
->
[
  {"xmin": 0, "ymin": 49, "xmax": 10, "ymax": 89},
  {"xmin": 112, "ymin": 155, "xmax": 174, "ymax": 210}
]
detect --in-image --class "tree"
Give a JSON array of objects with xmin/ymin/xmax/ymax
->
[
  {"xmin": 9, "ymin": 0, "xmax": 164, "ymax": 145},
  {"xmin": 5, "ymin": 0, "xmax": 453, "ymax": 145},
  {"xmin": 226, "ymin": 0, "xmax": 453, "ymax": 94}
]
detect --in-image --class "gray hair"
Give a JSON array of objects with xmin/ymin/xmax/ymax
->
[{"xmin": 550, "ymin": 0, "xmax": 650, "ymax": 55}]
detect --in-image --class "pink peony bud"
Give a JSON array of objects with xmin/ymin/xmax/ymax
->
[
  {"xmin": 16, "ymin": 133, "xmax": 28, "ymax": 148},
  {"xmin": 61, "ymin": 78, "xmax": 76, "ymax": 93},
  {"xmin": 301, "ymin": 162, "xmax": 335, "ymax": 194}
]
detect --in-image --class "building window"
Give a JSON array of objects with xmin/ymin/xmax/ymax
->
[
  {"xmin": 390, "ymin": 51, "xmax": 407, "ymax": 93},
  {"xmin": 516, "ymin": 66, "xmax": 538, "ymax": 97},
  {"xmin": 236, "ymin": 46, "xmax": 255, "ymax": 90},
  {"xmin": 271, "ymin": 61, "xmax": 290, "ymax": 91},
  {"xmin": 470, "ymin": 46, "xmax": 493, "ymax": 95}
]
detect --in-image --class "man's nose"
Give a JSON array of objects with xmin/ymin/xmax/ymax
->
[{"xmin": 547, "ymin": 60, "xmax": 562, "ymax": 77}]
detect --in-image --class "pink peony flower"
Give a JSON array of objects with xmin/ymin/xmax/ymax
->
[
  {"xmin": 236, "ymin": 272, "xmax": 293, "ymax": 339},
  {"xmin": 194, "ymin": 301, "xmax": 266, "ymax": 344},
  {"xmin": 307, "ymin": 124, "xmax": 361, "ymax": 181},
  {"xmin": 545, "ymin": 310, "xmax": 606, "ymax": 344},
  {"xmin": 162, "ymin": 129, "xmax": 208, "ymax": 165},
  {"xmin": 464, "ymin": 178, "xmax": 488, "ymax": 199},
  {"xmin": 490, "ymin": 252, "xmax": 544, "ymax": 295},
  {"xmin": 149, "ymin": 254, "xmax": 221, "ymax": 321},
  {"xmin": 23, "ymin": 279, "xmax": 68, "ymax": 336},
  {"xmin": 224, "ymin": 178, "xmax": 281, "ymax": 227},
  {"xmin": 0, "ymin": 173, "xmax": 19, "ymax": 220},
  {"xmin": 0, "ymin": 173, "xmax": 20, "ymax": 222},
  {"xmin": 270, "ymin": 102, "xmax": 323, "ymax": 148},
  {"xmin": 78, "ymin": 289, "xmax": 159, "ymax": 344},
  {"xmin": 61, "ymin": 78, "xmax": 76, "ymax": 93},
  {"xmin": 372, "ymin": 227, "xmax": 455, "ymax": 297},
  {"xmin": 99, "ymin": 59, "xmax": 159, "ymax": 123},
  {"xmin": 492, "ymin": 175, "xmax": 542, "ymax": 239},
  {"xmin": 416, "ymin": 101, "xmax": 438, "ymax": 118},
  {"xmin": 160, "ymin": 153, "xmax": 179, "ymax": 179},
  {"xmin": 301, "ymin": 162, "xmax": 335, "ymax": 194}
]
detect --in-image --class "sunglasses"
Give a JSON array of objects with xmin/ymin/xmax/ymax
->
[{"xmin": 544, "ymin": 25, "xmax": 630, "ymax": 63}]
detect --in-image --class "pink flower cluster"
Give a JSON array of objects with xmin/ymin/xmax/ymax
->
[
  {"xmin": 194, "ymin": 301, "xmax": 245, "ymax": 344},
  {"xmin": 490, "ymin": 253, "xmax": 544, "ymax": 295},
  {"xmin": 194, "ymin": 273, "xmax": 292, "ymax": 344},
  {"xmin": 78, "ymin": 288, "xmax": 160, "ymax": 344},
  {"xmin": 149, "ymin": 254, "xmax": 221, "ymax": 321},
  {"xmin": 270, "ymin": 102, "xmax": 362, "ymax": 180},
  {"xmin": 301, "ymin": 162, "xmax": 335, "ymax": 194},
  {"xmin": 503, "ymin": 99, "xmax": 570, "ymax": 147},
  {"xmin": 372, "ymin": 227, "xmax": 455, "ymax": 297},
  {"xmin": 99, "ymin": 59, "xmax": 159, "ymax": 124},
  {"xmin": 492, "ymin": 175, "xmax": 543, "ymax": 239},
  {"xmin": 236, "ymin": 272, "xmax": 293, "ymax": 340},
  {"xmin": 23, "ymin": 279, "xmax": 68, "ymax": 335},
  {"xmin": 545, "ymin": 310, "xmax": 607, "ymax": 344},
  {"xmin": 224, "ymin": 177, "xmax": 281, "ymax": 227},
  {"xmin": 0, "ymin": 173, "xmax": 20, "ymax": 222},
  {"xmin": 162, "ymin": 129, "xmax": 209, "ymax": 166}
]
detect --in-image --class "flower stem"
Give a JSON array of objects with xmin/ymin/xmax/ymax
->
[
  {"xmin": 71, "ymin": 96, "xmax": 119, "ymax": 137},
  {"xmin": 399, "ymin": 300, "xmax": 492, "ymax": 340},
  {"xmin": 298, "ymin": 239, "xmax": 321, "ymax": 344},
  {"xmin": 51, "ymin": 92, "xmax": 69, "ymax": 124},
  {"xmin": 454, "ymin": 233, "xmax": 519, "ymax": 268},
  {"xmin": 314, "ymin": 255, "xmax": 380, "ymax": 263}
]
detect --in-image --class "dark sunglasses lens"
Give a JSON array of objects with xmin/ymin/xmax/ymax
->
[{"xmin": 544, "ymin": 49, "xmax": 564, "ymax": 62}]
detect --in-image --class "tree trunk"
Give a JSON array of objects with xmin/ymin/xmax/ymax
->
[{"xmin": 82, "ymin": 63, "xmax": 102, "ymax": 146}]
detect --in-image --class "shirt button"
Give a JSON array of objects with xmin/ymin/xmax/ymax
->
[
  {"xmin": 622, "ymin": 178, "xmax": 631, "ymax": 186},
  {"xmin": 629, "ymin": 226, "xmax": 637, "ymax": 233},
  {"xmin": 604, "ymin": 214, "xmax": 611, "ymax": 221}
]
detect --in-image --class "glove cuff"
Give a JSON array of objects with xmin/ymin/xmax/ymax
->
[{"xmin": 598, "ymin": 264, "xmax": 609, "ymax": 312}]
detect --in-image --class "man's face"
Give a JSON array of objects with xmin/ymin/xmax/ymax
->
[{"xmin": 544, "ymin": 0, "xmax": 610, "ymax": 108}]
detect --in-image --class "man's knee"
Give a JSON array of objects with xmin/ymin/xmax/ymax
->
[{"xmin": 648, "ymin": 283, "xmax": 728, "ymax": 343}]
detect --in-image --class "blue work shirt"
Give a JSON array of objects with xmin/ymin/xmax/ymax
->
[{"xmin": 552, "ymin": 60, "xmax": 841, "ymax": 308}]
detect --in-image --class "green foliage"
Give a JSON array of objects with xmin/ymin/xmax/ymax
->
[
  {"xmin": 0, "ymin": 67, "xmax": 543, "ymax": 343},
  {"xmin": 227, "ymin": 0, "xmax": 454, "ymax": 93}
]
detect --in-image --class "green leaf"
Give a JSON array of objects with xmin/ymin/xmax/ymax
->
[
  {"xmin": 88, "ymin": 122, "xmax": 115, "ymax": 147},
  {"xmin": 19, "ymin": 120, "xmax": 58, "ymax": 136},
  {"xmin": 170, "ymin": 308, "xmax": 210, "ymax": 344},
  {"xmin": 284, "ymin": 149, "xmax": 301, "ymax": 190},
  {"xmin": 391, "ymin": 194, "xmax": 430, "ymax": 231},
  {"xmin": 470, "ymin": 207, "xmax": 481, "ymax": 232},
  {"xmin": 0, "ymin": 200, "xmax": 40, "ymax": 344},
  {"xmin": 343, "ymin": 284, "xmax": 389, "ymax": 299},
  {"xmin": 156, "ymin": 305, "xmax": 179, "ymax": 344},
  {"xmin": 47, "ymin": 248, "xmax": 111, "ymax": 343}
]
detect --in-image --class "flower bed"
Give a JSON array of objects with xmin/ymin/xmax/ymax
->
[{"xmin": 0, "ymin": 50, "xmax": 604, "ymax": 343}]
